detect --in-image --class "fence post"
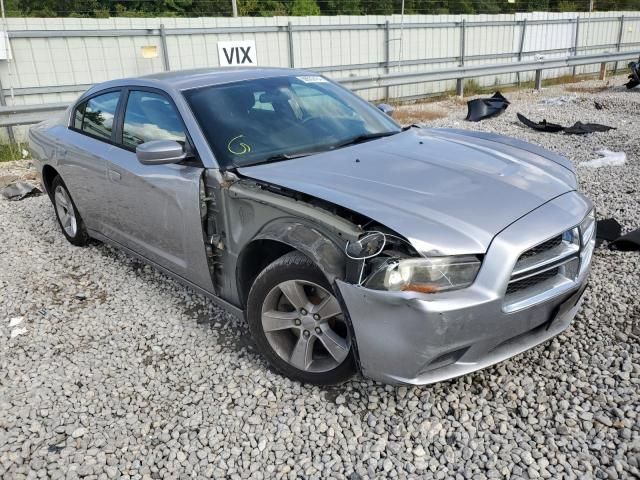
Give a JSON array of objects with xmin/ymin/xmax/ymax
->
[
  {"xmin": 459, "ymin": 19, "xmax": 466, "ymax": 67},
  {"xmin": 159, "ymin": 24, "xmax": 170, "ymax": 71},
  {"xmin": 614, "ymin": 15, "xmax": 624, "ymax": 75},
  {"xmin": 457, "ymin": 19, "xmax": 466, "ymax": 97},
  {"xmin": 516, "ymin": 19, "xmax": 527, "ymax": 86},
  {"xmin": 287, "ymin": 22, "xmax": 295, "ymax": 68},
  {"xmin": 534, "ymin": 69, "xmax": 542, "ymax": 90},
  {"xmin": 0, "ymin": 77, "xmax": 15, "ymax": 145},
  {"xmin": 599, "ymin": 62, "xmax": 608, "ymax": 80},
  {"xmin": 572, "ymin": 16, "xmax": 580, "ymax": 77},
  {"xmin": 384, "ymin": 20, "xmax": 390, "ymax": 101}
]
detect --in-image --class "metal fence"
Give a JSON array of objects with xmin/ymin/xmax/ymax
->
[{"xmin": 1, "ymin": 12, "xmax": 640, "ymax": 141}]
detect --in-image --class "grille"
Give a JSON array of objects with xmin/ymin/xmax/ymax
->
[
  {"xmin": 506, "ymin": 267, "xmax": 559, "ymax": 295},
  {"xmin": 518, "ymin": 235, "xmax": 563, "ymax": 261},
  {"xmin": 504, "ymin": 225, "xmax": 587, "ymax": 312}
]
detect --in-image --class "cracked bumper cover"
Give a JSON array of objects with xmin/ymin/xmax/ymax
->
[{"xmin": 337, "ymin": 191, "xmax": 593, "ymax": 385}]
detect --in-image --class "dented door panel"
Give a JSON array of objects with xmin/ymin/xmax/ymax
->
[{"xmin": 104, "ymin": 148, "xmax": 214, "ymax": 292}]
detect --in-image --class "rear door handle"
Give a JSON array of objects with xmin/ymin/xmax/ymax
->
[{"xmin": 108, "ymin": 169, "xmax": 121, "ymax": 182}]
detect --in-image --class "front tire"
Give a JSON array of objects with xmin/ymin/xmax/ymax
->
[
  {"xmin": 51, "ymin": 175, "xmax": 89, "ymax": 246},
  {"xmin": 247, "ymin": 251, "xmax": 356, "ymax": 385}
]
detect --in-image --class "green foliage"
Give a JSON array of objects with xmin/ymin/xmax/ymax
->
[
  {"xmin": 555, "ymin": 0, "xmax": 579, "ymax": 11},
  {"xmin": 5, "ymin": 0, "xmax": 640, "ymax": 17},
  {"xmin": 240, "ymin": 0, "xmax": 288, "ymax": 16},
  {"xmin": 367, "ymin": 0, "xmax": 395, "ymax": 15},
  {"xmin": 0, "ymin": 143, "xmax": 30, "ymax": 163},
  {"xmin": 290, "ymin": 0, "xmax": 321, "ymax": 15},
  {"xmin": 463, "ymin": 78, "xmax": 483, "ymax": 95},
  {"xmin": 322, "ymin": 0, "xmax": 363, "ymax": 15}
]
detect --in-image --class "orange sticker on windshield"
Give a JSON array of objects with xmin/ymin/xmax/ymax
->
[{"xmin": 227, "ymin": 135, "xmax": 251, "ymax": 155}]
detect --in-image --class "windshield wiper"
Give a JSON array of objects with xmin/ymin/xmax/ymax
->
[{"xmin": 332, "ymin": 131, "xmax": 399, "ymax": 149}]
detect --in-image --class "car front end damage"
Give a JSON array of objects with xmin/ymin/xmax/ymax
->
[
  {"xmin": 229, "ymin": 126, "xmax": 595, "ymax": 385},
  {"xmin": 337, "ymin": 192, "xmax": 595, "ymax": 385}
]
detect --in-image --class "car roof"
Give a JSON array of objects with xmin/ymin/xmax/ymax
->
[{"xmin": 85, "ymin": 67, "xmax": 321, "ymax": 95}]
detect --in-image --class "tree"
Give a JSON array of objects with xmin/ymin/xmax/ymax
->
[
  {"xmin": 239, "ymin": 0, "xmax": 288, "ymax": 16},
  {"xmin": 555, "ymin": 0, "xmax": 579, "ymax": 10},
  {"xmin": 471, "ymin": 0, "xmax": 503, "ymax": 14},
  {"xmin": 323, "ymin": 0, "xmax": 363, "ymax": 15},
  {"xmin": 291, "ymin": 0, "xmax": 321, "ymax": 15},
  {"xmin": 371, "ymin": 0, "xmax": 397, "ymax": 14},
  {"xmin": 6, "ymin": 0, "xmax": 640, "ymax": 17}
]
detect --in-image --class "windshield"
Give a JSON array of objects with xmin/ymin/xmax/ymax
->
[{"xmin": 183, "ymin": 75, "xmax": 401, "ymax": 168}]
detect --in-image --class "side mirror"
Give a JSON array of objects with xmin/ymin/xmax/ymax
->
[
  {"xmin": 377, "ymin": 103, "xmax": 395, "ymax": 117},
  {"xmin": 136, "ymin": 140, "xmax": 187, "ymax": 165}
]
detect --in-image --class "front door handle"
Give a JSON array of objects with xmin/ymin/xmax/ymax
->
[{"xmin": 108, "ymin": 169, "xmax": 121, "ymax": 182}]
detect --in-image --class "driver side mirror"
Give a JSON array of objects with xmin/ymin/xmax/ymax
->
[
  {"xmin": 136, "ymin": 140, "xmax": 187, "ymax": 165},
  {"xmin": 376, "ymin": 103, "xmax": 395, "ymax": 117}
]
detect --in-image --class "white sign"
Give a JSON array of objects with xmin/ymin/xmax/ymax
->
[
  {"xmin": 217, "ymin": 40, "xmax": 257, "ymax": 67},
  {"xmin": 297, "ymin": 76, "xmax": 327, "ymax": 83}
]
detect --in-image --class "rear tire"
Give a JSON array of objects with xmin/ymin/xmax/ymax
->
[
  {"xmin": 51, "ymin": 175, "xmax": 89, "ymax": 247},
  {"xmin": 247, "ymin": 251, "xmax": 356, "ymax": 385}
]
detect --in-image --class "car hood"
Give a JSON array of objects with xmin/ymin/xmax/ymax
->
[{"xmin": 237, "ymin": 128, "xmax": 577, "ymax": 255}]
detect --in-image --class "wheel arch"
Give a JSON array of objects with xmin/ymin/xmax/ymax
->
[
  {"xmin": 236, "ymin": 220, "xmax": 348, "ymax": 308},
  {"xmin": 41, "ymin": 164, "xmax": 60, "ymax": 197}
]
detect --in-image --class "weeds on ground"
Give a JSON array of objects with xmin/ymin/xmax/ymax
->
[
  {"xmin": 393, "ymin": 108, "xmax": 448, "ymax": 125},
  {"xmin": 463, "ymin": 79, "xmax": 483, "ymax": 96},
  {"xmin": 564, "ymin": 85, "xmax": 609, "ymax": 94},
  {"xmin": 462, "ymin": 72, "xmax": 609, "ymax": 96},
  {"xmin": 0, "ymin": 143, "xmax": 30, "ymax": 162}
]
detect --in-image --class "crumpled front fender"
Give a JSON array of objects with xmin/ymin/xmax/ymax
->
[{"xmin": 254, "ymin": 219, "xmax": 347, "ymax": 282}]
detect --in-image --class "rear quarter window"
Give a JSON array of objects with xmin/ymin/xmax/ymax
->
[{"xmin": 73, "ymin": 103, "xmax": 85, "ymax": 129}]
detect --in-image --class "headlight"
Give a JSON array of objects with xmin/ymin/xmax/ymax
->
[
  {"xmin": 579, "ymin": 209, "xmax": 596, "ymax": 246},
  {"xmin": 365, "ymin": 255, "xmax": 481, "ymax": 293}
]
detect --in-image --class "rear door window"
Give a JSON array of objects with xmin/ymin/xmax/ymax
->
[
  {"xmin": 121, "ymin": 90, "xmax": 186, "ymax": 149},
  {"xmin": 77, "ymin": 91, "xmax": 120, "ymax": 141}
]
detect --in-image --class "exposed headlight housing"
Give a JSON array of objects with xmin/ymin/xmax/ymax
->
[
  {"xmin": 365, "ymin": 255, "xmax": 481, "ymax": 293},
  {"xmin": 579, "ymin": 209, "xmax": 596, "ymax": 274},
  {"xmin": 579, "ymin": 208, "xmax": 596, "ymax": 246}
]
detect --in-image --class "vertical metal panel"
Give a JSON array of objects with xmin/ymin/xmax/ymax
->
[
  {"xmin": 287, "ymin": 21, "xmax": 294, "ymax": 68},
  {"xmin": 572, "ymin": 17, "xmax": 580, "ymax": 76},
  {"xmin": 159, "ymin": 24, "xmax": 170, "ymax": 71},
  {"xmin": 614, "ymin": 15, "xmax": 625, "ymax": 74}
]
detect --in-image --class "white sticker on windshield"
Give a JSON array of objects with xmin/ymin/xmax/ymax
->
[{"xmin": 297, "ymin": 75, "xmax": 327, "ymax": 83}]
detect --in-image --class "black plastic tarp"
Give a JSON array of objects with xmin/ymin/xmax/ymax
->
[
  {"xmin": 516, "ymin": 113, "xmax": 564, "ymax": 133},
  {"xmin": 625, "ymin": 59, "xmax": 640, "ymax": 89},
  {"xmin": 465, "ymin": 92, "xmax": 510, "ymax": 122},
  {"xmin": 517, "ymin": 114, "xmax": 615, "ymax": 135}
]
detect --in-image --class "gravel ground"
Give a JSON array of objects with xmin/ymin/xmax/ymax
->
[{"xmin": 1, "ymin": 76, "xmax": 639, "ymax": 480}]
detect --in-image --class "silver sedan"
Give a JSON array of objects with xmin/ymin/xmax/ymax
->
[{"xmin": 29, "ymin": 67, "xmax": 594, "ymax": 385}]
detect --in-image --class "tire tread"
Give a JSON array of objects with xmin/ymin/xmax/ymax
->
[{"xmin": 51, "ymin": 175, "xmax": 89, "ymax": 247}]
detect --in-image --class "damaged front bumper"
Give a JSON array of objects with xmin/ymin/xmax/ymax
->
[
  {"xmin": 337, "ymin": 192, "xmax": 594, "ymax": 385},
  {"xmin": 338, "ymin": 275, "xmax": 588, "ymax": 385}
]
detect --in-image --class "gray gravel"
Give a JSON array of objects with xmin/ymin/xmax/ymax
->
[{"xmin": 1, "ymin": 76, "xmax": 639, "ymax": 479}]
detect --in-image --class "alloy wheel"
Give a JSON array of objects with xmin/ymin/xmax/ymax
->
[
  {"xmin": 54, "ymin": 185, "xmax": 78, "ymax": 238},
  {"xmin": 261, "ymin": 280, "xmax": 351, "ymax": 373}
]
